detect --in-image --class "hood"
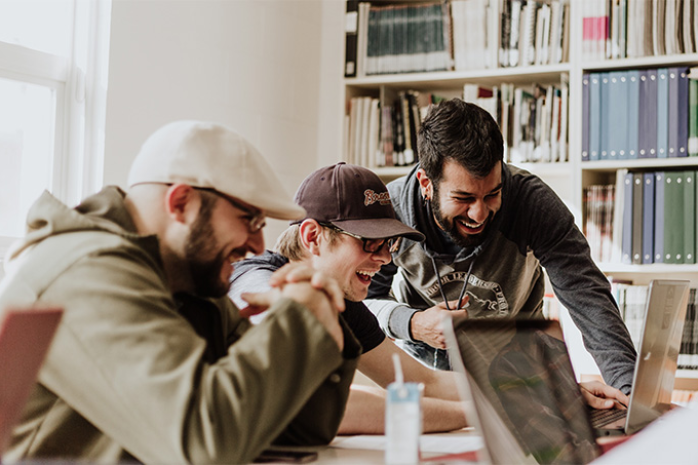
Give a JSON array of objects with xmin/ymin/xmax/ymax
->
[
  {"xmin": 6, "ymin": 187, "xmax": 145, "ymax": 263},
  {"xmin": 389, "ymin": 163, "xmax": 511, "ymax": 264}
]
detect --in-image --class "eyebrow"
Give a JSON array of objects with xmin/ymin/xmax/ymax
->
[{"xmin": 450, "ymin": 182, "xmax": 503, "ymax": 196}]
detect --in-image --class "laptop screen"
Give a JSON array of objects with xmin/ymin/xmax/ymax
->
[{"xmin": 446, "ymin": 317, "xmax": 600, "ymax": 465}]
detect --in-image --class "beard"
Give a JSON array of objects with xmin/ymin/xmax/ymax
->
[
  {"xmin": 431, "ymin": 183, "xmax": 492, "ymax": 249},
  {"xmin": 184, "ymin": 200, "xmax": 231, "ymax": 298}
]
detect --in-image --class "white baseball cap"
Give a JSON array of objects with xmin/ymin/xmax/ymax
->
[{"xmin": 128, "ymin": 120, "xmax": 305, "ymax": 220}]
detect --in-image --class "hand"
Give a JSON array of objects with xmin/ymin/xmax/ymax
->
[
  {"xmin": 241, "ymin": 263, "xmax": 345, "ymax": 350},
  {"xmin": 579, "ymin": 381, "xmax": 629, "ymax": 410},
  {"xmin": 410, "ymin": 298, "xmax": 468, "ymax": 349}
]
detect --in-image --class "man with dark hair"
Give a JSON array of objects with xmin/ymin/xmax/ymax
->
[{"xmin": 366, "ymin": 99, "xmax": 637, "ymax": 396}]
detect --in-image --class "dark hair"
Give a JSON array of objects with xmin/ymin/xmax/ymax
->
[{"xmin": 418, "ymin": 99, "xmax": 504, "ymax": 184}]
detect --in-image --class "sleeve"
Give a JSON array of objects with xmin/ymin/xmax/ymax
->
[
  {"xmin": 228, "ymin": 266, "xmax": 275, "ymax": 324},
  {"xmin": 340, "ymin": 301, "xmax": 386, "ymax": 353},
  {"xmin": 38, "ymin": 245, "xmax": 358, "ymax": 464},
  {"xmin": 510, "ymin": 176, "xmax": 636, "ymax": 393},
  {"xmin": 366, "ymin": 261, "xmax": 420, "ymax": 341}
]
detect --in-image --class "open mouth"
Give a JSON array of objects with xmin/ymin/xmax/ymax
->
[
  {"xmin": 456, "ymin": 218, "xmax": 485, "ymax": 235},
  {"xmin": 356, "ymin": 270, "xmax": 376, "ymax": 285}
]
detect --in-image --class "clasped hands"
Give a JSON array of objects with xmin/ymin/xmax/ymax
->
[{"xmin": 239, "ymin": 263, "xmax": 345, "ymax": 350}]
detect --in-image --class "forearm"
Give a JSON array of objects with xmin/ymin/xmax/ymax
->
[
  {"xmin": 364, "ymin": 299, "xmax": 418, "ymax": 341},
  {"xmin": 337, "ymin": 385, "xmax": 467, "ymax": 435}
]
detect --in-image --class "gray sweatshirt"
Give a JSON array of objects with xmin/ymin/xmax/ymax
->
[{"xmin": 366, "ymin": 163, "xmax": 636, "ymax": 393}]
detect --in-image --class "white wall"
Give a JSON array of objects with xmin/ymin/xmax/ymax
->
[{"xmin": 104, "ymin": 0, "xmax": 342, "ymax": 244}]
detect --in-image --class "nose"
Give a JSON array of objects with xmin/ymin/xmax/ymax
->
[
  {"xmin": 245, "ymin": 229, "xmax": 265, "ymax": 255},
  {"xmin": 373, "ymin": 243, "xmax": 392, "ymax": 265},
  {"xmin": 468, "ymin": 199, "xmax": 489, "ymax": 224}
]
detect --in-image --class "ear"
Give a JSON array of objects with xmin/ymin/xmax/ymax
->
[
  {"xmin": 298, "ymin": 219, "xmax": 324, "ymax": 257},
  {"xmin": 416, "ymin": 168, "xmax": 433, "ymax": 200},
  {"xmin": 164, "ymin": 184, "xmax": 199, "ymax": 224}
]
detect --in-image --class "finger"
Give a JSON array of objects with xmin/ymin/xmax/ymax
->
[
  {"xmin": 449, "ymin": 309, "xmax": 468, "ymax": 318},
  {"xmin": 581, "ymin": 390, "xmax": 615, "ymax": 409},
  {"xmin": 238, "ymin": 304, "xmax": 267, "ymax": 319},
  {"xmin": 310, "ymin": 272, "xmax": 345, "ymax": 312},
  {"xmin": 268, "ymin": 263, "xmax": 311, "ymax": 286},
  {"xmin": 240, "ymin": 290, "xmax": 277, "ymax": 309},
  {"xmin": 456, "ymin": 295, "xmax": 470, "ymax": 309}
]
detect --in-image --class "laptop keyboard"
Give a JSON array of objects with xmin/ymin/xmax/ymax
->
[{"xmin": 589, "ymin": 407, "xmax": 627, "ymax": 428}]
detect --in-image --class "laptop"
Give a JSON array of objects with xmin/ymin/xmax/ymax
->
[
  {"xmin": 443, "ymin": 279, "xmax": 690, "ymax": 463},
  {"xmin": 593, "ymin": 279, "xmax": 690, "ymax": 435},
  {"xmin": 444, "ymin": 317, "xmax": 600, "ymax": 464},
  {"xmin": 0, "ymin": 307, "xmax": 63, "ymax": 455}
]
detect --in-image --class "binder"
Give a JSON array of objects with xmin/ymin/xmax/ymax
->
[
  {"xmin": 642, "ymin": 172, "xmax": 655, "ymax": 264},
  {"xmin": 609, "ymin": 71, "xmax": 629, "ymax": 160},
  {"xmin": 582, "ymin": 73, "xmax": 590, "ymax": 162},
  {"xmin": 689, "ymin": 75, "xmax": 698, "ymax": 156},
  {"xmin": 638, "ymin": 69, "xmax": 658, "ymax": 158},
  {"xmin": 664, "ymin": 171, "xmax": 685, "ymax": 263},
  {"xmin": 627, "ymin": 70, "xmax": 640, "ymax": 159},
  {"xmin": 668, "ymin": 68, "xmax": 680, "ymax": 157},
  {"xmin": 600, "ymin": 72, "xmax": 611, "ymax": 161},
  {"xmin": 657, "ymin": 68, "xmax": 669, "ymax": 158},
  {"xmin": 622, "ymin": 171, "xmax": 634, "ymax": 264},
  {"xmin": 589, "ymin": 73, "xmax": 601, "ymax": 161},
  {"xmin": 654, "ymin": 172, "xmax": 666, "ymax": 263},
  {"xmin": 684, "ymin": 171, "xmax": 696, "ymax": 264},
  {"xmin": 632, "ymin": 172, "xmax": 644, "ymax": 264},
  {"xmin": 678, "ymin": 68, "xmax": 690, "ymax": 157}
]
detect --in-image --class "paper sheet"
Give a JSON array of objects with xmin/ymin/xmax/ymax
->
[{"xmin": 330, "ymin": 433, "xmax": 483, "ymax": 454}]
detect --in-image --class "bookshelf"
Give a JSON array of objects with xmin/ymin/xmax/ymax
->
[{"xmin": 341, "ymin": 0, "xmax": 698, "ymax": 390}]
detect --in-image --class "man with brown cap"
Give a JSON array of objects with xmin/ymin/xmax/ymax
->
[
  {"xmin": 0, "ymin": 121, "xmax": 359, "ymax": 463},
  {"xmin": 231, "ymin": 162, "xmax": 468, "ymax": 434}
]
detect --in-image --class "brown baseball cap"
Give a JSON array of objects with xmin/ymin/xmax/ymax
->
[{"xmin": 293, "ymin": 163, "xmax": 424, "ymax": 242}]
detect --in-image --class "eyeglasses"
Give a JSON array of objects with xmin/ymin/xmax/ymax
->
[
  {"xmin": 320, "ymin": 223, "xmax": 399, "ymax": 254},
  {"xmin": 197, "ymin": 188, "xmax": 266, "ymax": 233}
]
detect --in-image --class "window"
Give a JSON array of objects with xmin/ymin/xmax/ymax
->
[{"xmin": 0, "ymin": 0, "xmax": 111, "ymax": 266}]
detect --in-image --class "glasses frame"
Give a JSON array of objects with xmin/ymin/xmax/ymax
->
[
  {"xmin": 196, "ymin": 188, "xmax": 266, "ymax": 233},
  {"xmin": 320, "ymin": 222, "xmax": 399, "ymax": 254}
]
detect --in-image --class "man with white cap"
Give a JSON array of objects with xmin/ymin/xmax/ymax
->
[{"xmin": 0, "ymin": 121, "xmax": 360, "ymax": 463}]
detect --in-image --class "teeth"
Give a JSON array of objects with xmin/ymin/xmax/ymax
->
[
  {"xmin": 458, "ymin": 219, "xmax": 482, "ymax": 229},
  {"xmin": 357, "ymin": 270, "xmax": 376, "ymax": 277}
]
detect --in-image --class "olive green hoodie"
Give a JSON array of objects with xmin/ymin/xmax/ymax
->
[{"xmin": 0, "ymin": 187, "xmax": 359, "ymax": 464}]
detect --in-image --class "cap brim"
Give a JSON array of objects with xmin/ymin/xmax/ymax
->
[{"xmin": 331, "ymin": 218, "xmax": 425, "ymax": 242}]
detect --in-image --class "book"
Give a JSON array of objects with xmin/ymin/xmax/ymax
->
[
  {"xmin": 668, "ymin": 67, "xmax": 680, "ymax": 157},
  {"xmin": 638, "ymin": 69, "xmax": 658, "ymax": 158},
  {"xmin": 344, "ymin": 0, "xmax": 360, "ymax": 77},
  {"xmin": 607, "ymin": 71, "xmax": 627, "ymax": 160},
  {"xmin": 612, "ymin": 169, "xmax": 629, "ymax": 263},
  {"xmin": 678, "ymin": 67, "xmax": 690, "ymax": 156},
  {"xmin": 599, "ymin": 72, "xmax": 610, "ymax": 161},
  {"xmin": 690, "ymin": 69, "xmax": 698, "ymax": 156}
]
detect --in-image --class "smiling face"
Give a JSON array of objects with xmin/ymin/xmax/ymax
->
[
  {"xmin": 421, "ymin": 159, "xmax": 503, "ymax": 248},
  {"xmin": 312, "ymin": 228, "xmax": 392, "ymax": 302},
  {"xmin": 184, "ymin": 190, "xmax": 265, "ymax": 297}
]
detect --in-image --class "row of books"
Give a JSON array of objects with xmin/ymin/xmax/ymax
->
[
  {"xmin": 583, "ymin": 0, "xmax": 698, "ymax": 62},
  {"xmin": 584, "ymin": 169, "xmax": 698, "ymax": 265},
  {"xmin": 344, "ymin": 0, "xmax": 571, "ymax": 77},
  {"xmin": 465, "ymin": 81, "xmax": 569, "ymax": 164},
  {"xmin": 582, "ymin": 66, "xmax": 698, "ymax": 162},
  {"xmin": 345, "ymin": 1, "xmax": 452, "ymax": 76},
  {"xmin": 344, "ymin": 91, "xmax": 445, "ymax": 168},
  {"xmin": 610, "ymin": 283, "xmax": 698, "ymax": 370}
]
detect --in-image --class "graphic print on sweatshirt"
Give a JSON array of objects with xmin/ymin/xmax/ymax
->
[{"xmin": 424, "ymin": 272, "xmax": 509, "ymax": 317}]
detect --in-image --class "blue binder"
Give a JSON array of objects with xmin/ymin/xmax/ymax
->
[
  {"xmin": 668, "ymin": 68, "xmax": 680, "ymax": 157},
  {"xmin": 678, "ymin": 68, "xmax": 690, "ymax": 157},
  {"xmin": 582, "ymin": 73, "xmax": 590, "ymax": 162},
  {"xmin": 589, "ymin": 73, "xmax": 601, "ymax": 161},
  {"xmin": 600, "ymin": 72, "xmax": 610, "ymax": 161},
  {"xmin": 626, "ymin": 70, "xmax": 640, "ymax": 160},
  {"xmin": 657, "ymin": 68, "xmax": 669, "ymax": 158},
  {"xmin": 642, "ymin": 172, "xmax": 655, "ymax": 264},
  {"xmin": 639, "ymin": 69, "xmax": 659, "ymax": 159}
]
